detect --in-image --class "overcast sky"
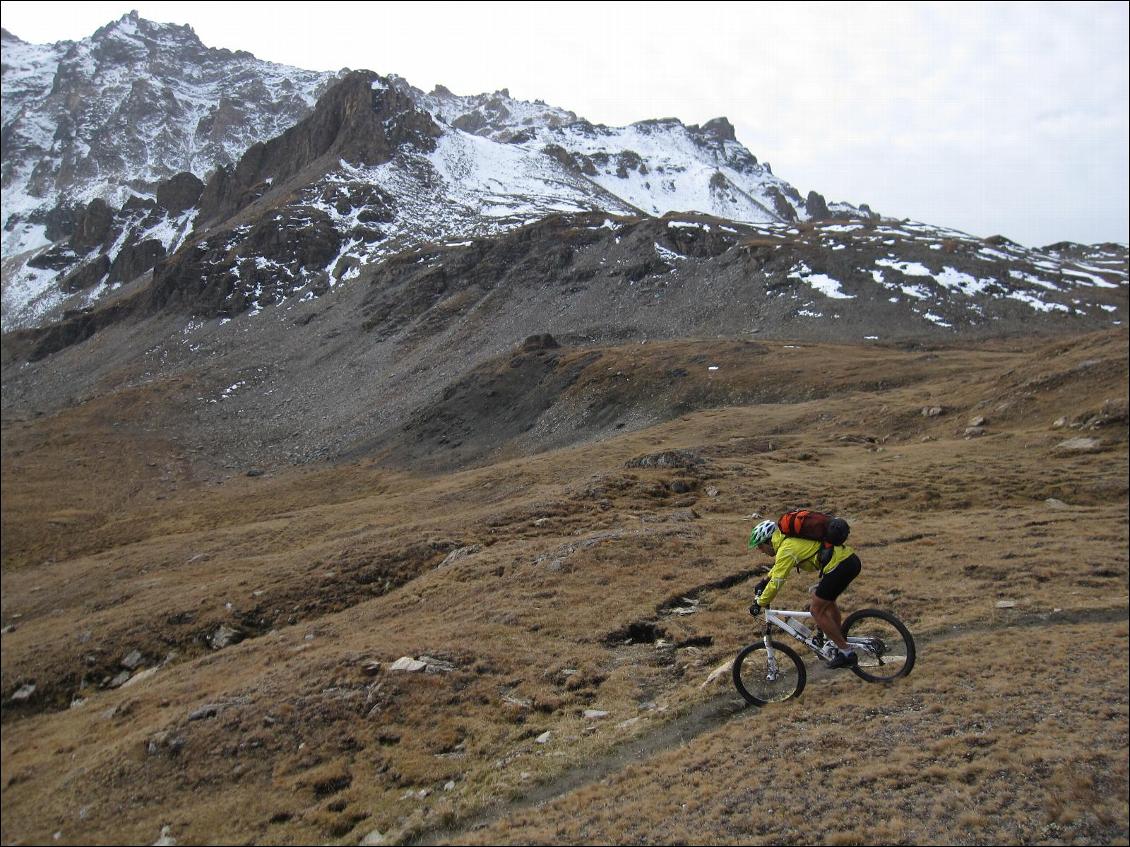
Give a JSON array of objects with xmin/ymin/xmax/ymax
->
[{"xmin": 2, "ymin": 1, "xmax": 1127, "ymax": 247}]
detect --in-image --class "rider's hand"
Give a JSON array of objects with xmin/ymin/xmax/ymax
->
[{"xmin": 748, "ymin": 602, "xmax": 763, "ymax": 617}]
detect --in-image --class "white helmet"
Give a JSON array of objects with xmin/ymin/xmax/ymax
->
[{"xmin": 750, "ymin": 519, "xmax": 777, "ymax": 547}]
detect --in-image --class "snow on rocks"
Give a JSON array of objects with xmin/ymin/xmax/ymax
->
[{"xmin": 788, "ymin": 262, "xmax": 854, "ymax": 299}]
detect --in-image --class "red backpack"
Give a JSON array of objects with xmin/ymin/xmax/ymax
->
[{"xmin": 777, "ymin": 509, "xmax": 851, "ymax": 546}]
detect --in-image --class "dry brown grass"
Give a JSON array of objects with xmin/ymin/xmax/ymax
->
[
  {"xmin": 455, "ymin": 622, "xmax": 1129, "ymax": 846},
  {"xmin": 2, "ymin": 331, "xmax": 1127, "ymax": 845}
]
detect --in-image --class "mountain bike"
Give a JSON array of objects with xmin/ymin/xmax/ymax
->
[{"xmin": 732, "ymin": 605, "xmax": 916, "ymax": 705}]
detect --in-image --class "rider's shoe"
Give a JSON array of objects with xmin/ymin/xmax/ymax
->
[{"xmin": 826, "ymin": 650, "xmax": 858, "ymax": 669}]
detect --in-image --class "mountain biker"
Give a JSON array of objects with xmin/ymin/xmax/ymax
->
[{"xmin": 747, "ymin": 519, "xmax": 862, "ymax": 668}]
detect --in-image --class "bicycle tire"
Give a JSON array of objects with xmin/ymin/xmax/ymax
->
[
  {"xmin": 842, "ymin": 608, "xmax": 916, "ymax": 683},
  {"xmin": 732, "ymin": 640, "xmax": 807, "ymax": 705}
]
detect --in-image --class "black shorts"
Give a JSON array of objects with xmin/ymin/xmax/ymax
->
[{"xmin": 814, "ymin": 554, "xmax": 861, "ymax": 601}]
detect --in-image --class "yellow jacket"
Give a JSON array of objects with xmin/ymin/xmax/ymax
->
[{"xmin": 754, "ymin": 529, "xmax": 855, "ymax": 607}]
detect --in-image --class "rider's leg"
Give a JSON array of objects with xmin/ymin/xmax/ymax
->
[
  {"xmin": 828, "ymin": 601, "xmax": 843, "ymax": 633},
  {"xmin": 812, "ymin": 554, "xmax": 862, "ymax": 653},
  {"xmin": 810, "ymin": 596, "xmax": 850, "ymax": 651}
]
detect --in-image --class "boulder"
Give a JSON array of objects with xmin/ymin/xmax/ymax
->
[
  {"xmin": 108, "ymin": 238, "xmax": 166, "ymax": 283},
  {"xmin": 209, "ymin": 625, "xmax": 242, "ymax": 650},
  {"xmin": 418, "ymin": 655, "xmax": 456, "ymax": 674},
  {"xmin": 806, "ymin": 190, "xmax": 830, "ymax": 220},
  {"xmin": 187, "ymin": 703, "xmax": 222, "ymax": 721},
  {"xmin": 519, "ymin": 333, "xmax": 560, "ymax": 352},
  {"xmin": 1055, "ymin": 437, "xmax": 1103, "ymax": 454},
  {"xmin": 156, "ymin": 172, "xmax": 205, "ymax": 213},
  {"xmin": 11, "ymin": 683, "xmax": 36, "ymax": 702},
  {"xmin": 438, "ymin": 546, "xmax": 481, "ymax": 568},
  {"xmin": 121, "ymin": 667, "xmax": 159, "ymax": 688},
  {"xmin": 107, "ymin": 670, "xmax": 133, "ymax": 688},
  {"xmin": 625, "ymin": 450, "xmax": 703, "ymax": 470},
  {"xmin": 389, "ymin": 657, "xmax": 427, "ymax": 673},
  {"xmin": 44, "ymin": 203, "xmax": 79, "ymax": 241},
  {"xmin": 71, "ymin": 198, "xmax": 116, "ymax": 251},
  {"xmin": 60, "ymin": 255, "xmax": 111, "ymax": 292}
]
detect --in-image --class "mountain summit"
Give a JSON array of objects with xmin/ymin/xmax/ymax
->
[
  {"xmin": 2, "ymin": 16, "xmax": 887, "ymax": 334},
  {"xmin": 1, "ymin": 12, "xmax": 338, "ymax": 257}
]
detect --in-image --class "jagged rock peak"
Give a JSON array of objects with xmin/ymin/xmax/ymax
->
[
  {"xmin": 195, "ymin": 71, "xmax": 441, "ymax": 226},
  {"xmin": 1, "ymin": 13, "xmax": 337, "ymax": 258},
  {"xmin": 701, "ymin": 117, "xmax": 736, "ymax": 141},
  {"xmin": 91, "ymin": 10, "xmax": 199, "ymax": 44},
  {"xmin": 416, "ymin": 82, "xmax": 580, "ymax": 139}
]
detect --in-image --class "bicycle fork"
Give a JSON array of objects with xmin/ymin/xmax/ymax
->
[{"xmin": 760, "ymin": 633, "xmax": 784, "ymax": 682}]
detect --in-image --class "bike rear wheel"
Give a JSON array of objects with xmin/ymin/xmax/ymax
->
[
  {"xmin": 732, "ymin": 640, "xmax": 807, "ymax": 705},
  {"xmin": 842, "ymin": 608, "xmax": 916, "ymax": 682}
]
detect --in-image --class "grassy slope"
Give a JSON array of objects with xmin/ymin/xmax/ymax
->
[{"xmin": 1, "ymin": 330, "xmax": 1127, "ymax": 846}]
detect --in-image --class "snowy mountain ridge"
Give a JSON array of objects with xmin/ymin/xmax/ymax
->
[
  {"xmin": 1, "ymin": 15, "xmax": 1124, "ymax": 348},
  {"xmin": 2, "ymin": 13, "xmax": 870, "ymax": 332},
  {"xmin": 1, "ymin": 12, "xmax": 338, "ymax": 257},
  {"xmin": 1, "ymin": 11, "xmax": 838, "ymax": 271},
  {"xmin": 409, "ymin": 78, "xmax": 833, "ymax": 223}
]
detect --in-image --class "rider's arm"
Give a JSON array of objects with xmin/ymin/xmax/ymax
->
[{"xmin": 757, "ymin": 545, "xmax": 799, "ymax": 607}]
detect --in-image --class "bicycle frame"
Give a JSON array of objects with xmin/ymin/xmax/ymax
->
[
  {"xmin": 763, "ymin": 608, "xmax": 835, "ymax": 660},
  {"xmin": 764, "ymin": 607, "xmax": 886, "ymax": 661}
]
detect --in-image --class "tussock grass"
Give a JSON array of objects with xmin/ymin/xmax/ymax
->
[
  {"xmin": 2, "ymin": 331, "xmax": 1126, "ymax": 845},
  {"xmin": 457, "ymin": 623, "xmax": 1129, "ymax": 845}
]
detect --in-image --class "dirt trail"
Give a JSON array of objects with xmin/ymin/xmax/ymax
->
[{"xmin": 404, "ymin": 605, "xmax": 1129, "ymax": 846}]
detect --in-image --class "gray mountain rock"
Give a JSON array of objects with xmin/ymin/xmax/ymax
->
[
  {"xmin": 0, "ymin": 14, "xmax": 1125, "ymax": 483},
  {"xmin": 1, "ymin": 14, "xmax": 338, "ymax": 256}
]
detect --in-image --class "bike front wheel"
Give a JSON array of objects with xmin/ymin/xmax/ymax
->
[
  {"xmin": 732, "ymin": 640, "xmax": 807, "ymax": 705},
  {"xmin": 842, "ymin": 608, "xmax": 916, "ymax": 682}
]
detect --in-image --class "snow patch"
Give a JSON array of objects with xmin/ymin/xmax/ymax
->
[
  {"xmin": 875, "ymin": 258, "xmax": 932, "ymax": 277},
  {"xmin": 788, "ymin": 263, "xmax": 853, "ymax": 299}
]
